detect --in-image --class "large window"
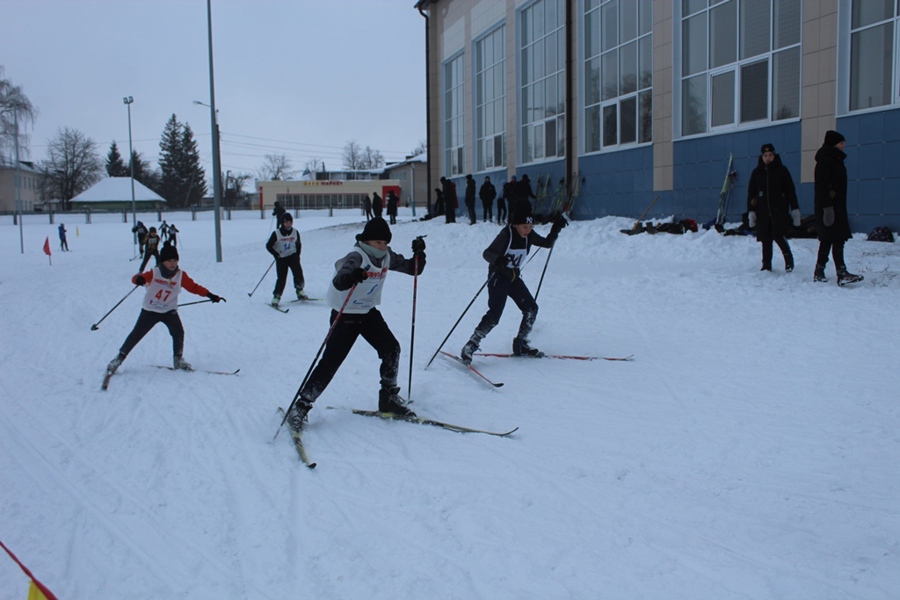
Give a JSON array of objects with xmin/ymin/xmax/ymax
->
[
  {"xmin": 521, "ymin": 0, "xmax": 565, "ymax": 164},
  {"xmin": 848, "ymin": 0, "xmax": 898, "ymax": 111},
  {"xmin": 444, "ymin": 54, "xmax": 465, "ymax": 176},
  {"xmin": 476, "ymin": 27, "xmax": 507, "ymax": 172},
  {"xmin": 584, "ymin": 0, "xmax": 653, "ymax": 152},
  {"xmin": 680, "ymin": 0, "xmax": 801, "ymax": 136}
]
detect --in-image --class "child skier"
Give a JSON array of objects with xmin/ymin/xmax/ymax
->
[
  {"xmin": 265, "ymin": 212, "xmax": 307, "ymax": 305},
  {"xmin": 459, "ymin": 203, "xmax": 566, "ymax": 365},
  {"xmin": 286, "ymin": 217, "xmax": 426, "ymax": 428},
  {"xmin": 138, "ymin": 226, "xmax": 161, "ymax": 272},
  {"xmin": 106, "ymin": 244, "xmax": 225, "ymax": 375}
]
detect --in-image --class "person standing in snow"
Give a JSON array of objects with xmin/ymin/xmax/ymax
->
[
  {"xmin": 363, "ymin": 194, "xmax": 373, "ymax": 220},
  {"xmin": 138, "ymin": 227, "xmax": 161, "ymax": 273},
  {"xmin": 272, "ymin": 201, "xmax": 286, "ymax": 227},
  {"xmin": 386, "ymin": 190, "xmax": 399, "ymax": 225},
  {"xmin": 58, "ymin": 223, "xmax": 69, "ymax": 251},
  {"xmin": 479, "ymin": 176, "xmax": 497, "ymax": 223},
  {"xmin": 265, "ymin": 212, "xmax": 307, "ymax": 306},
  {"xmin": 498, "ymin": 176, "xmax": 514, "ymax": 224},
  {"xmin": 285, "ymin": 217, "xmax": 426, "ymax": 428},
  {"xmin": 372, "ymin": 192, "xmax": 384, "ymax": 220},
  {"xmin": 813, "ymin": 130, "xmax": 863, "ymax": 285},
  {"xmin": 747, "ymin": 143, "xmax": 800, "ymax": 272},
  {"xmin": 459, "ymin": 202, "xmax": 567, "ymax": 365},
  {"xmin": 106, "ymin": 244, "xmax": 225, "ymax": 375},
  {"xmin": 440, "ymin": 176, "xmax": 457, "ymax": 223},
  {"xmin": 464, "ymin": 174, "xmax": 477, "ymax": 224}
]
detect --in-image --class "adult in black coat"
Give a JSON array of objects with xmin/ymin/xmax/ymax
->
[
  {"xmin": 510, "ymin": 174, "xmax": 536, "ymax": 218},
  {"xmin": 813, "ymin": 130, "xmax": 862, "ymax": 284},
  {"xmin": 464, "ymin": 174, "xmax": 477, "ymax": 224},
  {"xmin": 386, "ymin": 190, "xmax": 399, "ymax": 225},
  {"xmin": 747, "ymin": 143, "xmax": 800, "ymax": 272},
  {"xmin": 479, "ymin": 176, "xmax": 497, "ymax": 222},
  {"xmin": 372, "ymin": 192, "xmax": 384, "ymax": 219}
]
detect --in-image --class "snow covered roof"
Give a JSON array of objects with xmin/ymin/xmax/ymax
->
[{"xmin": 71, "ymin": 177, "xmax": 167, "ymax": 204}]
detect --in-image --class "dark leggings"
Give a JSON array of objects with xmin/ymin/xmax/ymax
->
[
  {"xmin": 119, "ymin": 309, "xmax": 185, "ymax": 357},
  {"xmin": 474, "ymin": 273, "xmax": 538, "ymax": 341},
  {"xmin": 816, "ymin": 239, "xmax": 846, "ymax": 269},
  {"xmin": 273, "ymin": 254, "xmax": 305, "ymax": 297}
]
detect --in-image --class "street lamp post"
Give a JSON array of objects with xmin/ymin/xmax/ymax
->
[
  {"xmin": 204, "ymin": 0, "xmax": 222, "ymax": 262},
  {"xmin": 123, "ymin": 96, "xmax": 137, "ymax": 247}
]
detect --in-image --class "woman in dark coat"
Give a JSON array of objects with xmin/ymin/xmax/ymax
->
[
  {"xmin": 747, "ymin": 143, "xmax": 800, "ymax": 272},
  {"xmin": 813, "ymin": 130, "xmax": 862, "ymax": 285},
  {"xmin": 386, "ymin": 190, "xmax": 399, "ymax": 225}
]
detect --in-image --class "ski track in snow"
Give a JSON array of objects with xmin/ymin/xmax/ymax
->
[{"xmin": 2, "ymin": 209, "xmax": 899, "ymax": 599}]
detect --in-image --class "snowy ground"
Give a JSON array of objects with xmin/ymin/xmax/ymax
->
[{"xmin": 1, "ymin": 208, "xmax": 899, "ymax": 600}]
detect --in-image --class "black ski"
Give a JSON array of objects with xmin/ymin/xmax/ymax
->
[
  {"xmin": 267, "ymin": 302, "xmax": 289, "ymax": 313},
  {"xmin": 151, "ymin": 365, "xmax": 240, "ymax": 375},
  {"xmin": 330, "ymin": 407, "xmax": 517, "ymax": 437},
  {"xmin": 476, "ymin": 352, "xmax": 634, "ymax": 362},
  {"xmin": 289, "ymin": 297, "xmax": 323, "ymax": 303},
  {"xmin": 439, "ymin": 351, "xmax": 504, "ymax": 387},
  {"xmin": 101, "ymin": 370, "xmax": 114, "ymax": 390},
  {"xmin": 276, "ymin": 408, "xmax": 316, "ymax": 468}
]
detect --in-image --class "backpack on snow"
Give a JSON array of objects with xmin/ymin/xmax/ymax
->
[{"xmin": 867, "ymin": 226, "xmax": 895, "ymax": 243}]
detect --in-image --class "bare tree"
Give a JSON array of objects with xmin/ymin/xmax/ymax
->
[
  {"xmin": 0, "ymin": 66, "xmax": 38, "ymax": 163},
  {"xmin": 410, "ymin": 139, "xmax": 427, "ymax": 157},
  {"xmin": 258, "ymin": 153, "xmax": 298, "ymax": 181},
  {"xmin": 304, "ymin": 157, "xmax": 324, "ymax": 176},
  {"xmin": 225, "ymin": 171, "xmax": 252, "ymax": 207},
  {"xmin": 39, "ymin": 127, "xmax": 102, "ymax": 210},
  {"xmin": 343, "ymin": 140, "xmax": 384, "ymax": 170}
]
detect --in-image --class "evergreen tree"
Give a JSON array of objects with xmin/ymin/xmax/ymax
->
[
  {"xmin": 158, "ymin": 114, "xmax": 206, "ymax": 208},
  {"xmin": 105, "ymin": 141, "xmax": 128, "ymax": 177},
  {"xmin": 181, "ymin": 123, "xmax": 207, "ymax": 207}
]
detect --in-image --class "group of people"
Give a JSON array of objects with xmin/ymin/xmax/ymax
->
[
  {"xmin": 434, "ymin": 173, "xmax": 539, "ymax": 225},
  {"xmin": 132, "ymin": 220, "xmax": 180, "ymax": 273},
  {"xmin": 746, "ymin": 129, "xmax": 862, "ymax": 285},
  {"xmin": 362, "ymin": 191, "xmax": 400, "ymax": 224}
]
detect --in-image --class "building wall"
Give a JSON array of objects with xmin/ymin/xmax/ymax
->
[
  {"xmin": 0, "ymin": 164, "xmax": 41, "ymax": 212},
  {"xmin": 421, "ymin": 0, "xmax": 900, "ymax": 232}
]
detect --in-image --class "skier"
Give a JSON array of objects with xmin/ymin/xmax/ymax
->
[
  {"xmin": 159, "ymin": 220, "xmax": 169, "ymax": 243},
  {"xmin": 464, "ymin": 174, "xmax": 477, "ymax": 224},
  {"xmin": 132, "ymin": 221, "xmax": 148, "ymax": 254},
  {"xmin": 286, "ymin": 217, "xmax": 426, "ymax": 428},
  {"xmin": 105, "ymin": 244, "xmax": 225, "ymax": 375},
  {"xmin": 747, "ymin": 143, "xmax": 800, "ymax": 272},
  {"xmin": 265, "ymin": 212, "xmax": 308, "ymax": 306},
  {"xmin": 138, "ymin": 226, "xmax": 161, "ymax": 273},
  {"xmin": 814, "ymin": 130, "xmax": 863, "ymax": 285},
  {"xmin": 479, "ymin": 176, "xmax": 497, "ymax": 223},
  {"xmin": 58, "ymin": 223, "xmax": 69, "ymax": 252},
  {"xmin": 459, "ymin": 202, "xmax": 567, "ymax": 365},
  {"xmin": 272, "ymin": 201, "xmax": 286, "ymax": 227},
  {"xmin": 167, "ymin": 223, "xmax": 179, "ymax": 248}
]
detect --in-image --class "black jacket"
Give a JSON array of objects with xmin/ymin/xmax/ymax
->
[
  {"xmin": 814, "ymin": 145, "xmax": 851, "ymax": 242},
  {"xmin": 746, "ymin": 154, "xmax": 798, "ymax": 241}
]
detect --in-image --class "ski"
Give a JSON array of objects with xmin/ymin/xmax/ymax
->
[
  {"xmin": 101, "ymin": 370, "xmax": 114, "ymax": 391},
  {"xmin": 277, "ymin": 408, "xmax": 316, "ymax": 468},
  {"xmin": 476, "ymin": 352, "xmax": 634, "ymax": 362},
  {"xmin": 289, "ymin": 297, "xmax": 323, "ymax": 303},
  {"xmin": 267, "ymin": 302, "xmax": 289, "ymax": 313},
  {"xmin": 716, "ymin": 152, "xmax": 736, "ymax": 226},
  {"xmin": 151, "ymin": 365, "xmax": 241, "ymax": 375},
  {"xmin": 337, "ymin": 407, "xmax": 517, "ymax": 437},
  {"xmin": 439, "ymin": 351, "xmax": 504, "ymax": 387}
]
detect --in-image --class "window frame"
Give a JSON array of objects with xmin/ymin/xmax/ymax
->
[
  {"xmin": 474, "ymin": 25, "xmax": 507, "ymax": 172},
  {"xmin": 443, "ymin": 53, "xmax": 466, "ymax": 177}
]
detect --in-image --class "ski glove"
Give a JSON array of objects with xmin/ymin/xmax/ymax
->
[
  {"xmin": 350, "ymin": 267, "xmax": 369, "ymax": 284},
  {"xmin": 411, "ymin": 237, "xmax": 426, "ymax": 254},
  {"xmin": 748, "ymin": 211, "xmax": 757, "ymax": 228},
  {"xmin": 823, "ymin": 207, "xmax": 835, "ymax": 227},
  {"xmin": 207, "ymin": 293, "xmax": 224, "ymax": 303},
  {"xmin": 134, "ymin": 275, "xmax": 147, "ymax": 286},
  {"xmin": 791, "ymin": 209, "xmax": 801, "ymax": 228}
]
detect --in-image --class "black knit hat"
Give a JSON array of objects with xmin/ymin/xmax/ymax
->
[
  {"xmin": 824, "ymin": 130, "xmax": 845, "ymax": 146},
  {"xmin": 760, "ymin": 143, "xmax": 775, "ymax": 154},
  {"xmin": 356, "ymin": 217, "xmax": 392, "ymax": 243},
  {"xmin": 510, "ymin": 202, "xmax": 534, "ymax": 225},
  {"xmin": 282, "ymin": 212, "xmax": 293, "ymax": 222},
  {"xmin": 160, "ymin": 244, "xmax": 179, "ymax": 262}
]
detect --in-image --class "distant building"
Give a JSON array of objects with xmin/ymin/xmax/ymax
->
[
  {"xmin": 69, "ymin": 177, "xmax": 167, "ymax": 211},
  {"xmin": 0, "ymin": 161, "xmax": 41, "ymax": 212},
  {"xmin": 415, "ymin": 0, "xmax": 900, "ymax": 231},
  {"xmin": 383, "ymin": 153, "xmax": 428, "ymax": 209}
]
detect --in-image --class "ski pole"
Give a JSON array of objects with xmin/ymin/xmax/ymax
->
[
  {"xmin": 534, "ymin": 243, "xmax": 555, "ymax": 301},
  {"xmin": 177, "ymin": 299, "xmax": 213, "ymax": 308},
  {"xmin": 407, "ymin": 238, "xmax": 425, "ymax": 403},
  {"xmin": 425, "ymin": 276, "xmax": 492, "ymax": 369},
  {"xmin": 90, "ymin": 286, "xmax": 139, "ymax": 331},
  {"xmin": 273, "ymin": 284, "xmax": 357, "ymax": 441},
  {"xmin": 247, "ymin": 259, "xmax": 276, "ymax": 297}
]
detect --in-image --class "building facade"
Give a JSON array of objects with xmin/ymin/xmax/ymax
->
[
  {"xmin": 0, "ymin": 161, "xmax": 41, "ymax": 212},
  {"xmin": 415, "ymin": 0, "xmax": 900, "ymax": 231}
]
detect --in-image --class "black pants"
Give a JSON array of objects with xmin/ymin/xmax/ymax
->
[
  {"xmin": 274, "ymin": 254, "xmax": 305, "ymax": 297},
  {"xmin": 759, "ymin": 223, "xmax": 792, "ymax": 268},
  {"xmin": 474, "ymin": 273, "xmax": 538, "ymax": 342},
  {"xmin": 496, "ymin": 199, "xmax": 507, "ymax": 223},
  {"xmin": 482, "ymin": 201, "xmax": 493, "ymax": 222},
  {"xmin": 139, "ymin": 249, "xmax": 159, "ymax": 272},
  {"xmin": 301, "ymin": 308, "xmax": 400, "ymax": 402},
  {"xmin": 816, "ymin": 239, "xmax": 846, "ymax": 270},
  {"xmin": 466, "ymin": 201, "xmax": 477, "ymax": 224},
  {"xmin": 119, "ymin": 309, "xmax": 185, "ymax": 357}
]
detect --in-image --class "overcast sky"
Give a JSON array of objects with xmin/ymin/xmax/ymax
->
[{"xmin": 1, "ymin": 0, "xmax": 427, "ymax": 180}]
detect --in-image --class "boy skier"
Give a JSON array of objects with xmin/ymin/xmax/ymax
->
[
  {"xmin": 265, "ymin": 212, "xmax": 308, "ymax": 305},
  {"xmin": 460, "ymin": 203, "xmax": 566, "ymax": 365},
  {"xmin": 286, "ymin": 217, "xmax": 426, "ymax": 428},
  {"xmin": 106, "ymin": 245, "xmax": 225, "ymax": 375}
]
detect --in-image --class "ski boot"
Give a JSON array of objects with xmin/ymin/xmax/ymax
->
[
  {"xmin": 173, "ymin": 355, "xmax": 193, "ymax": 371},
  {"xmin": 512, "ymin": 337, "xmax": 544, "ymax": 358},
  {"xmin": 784, "ymin": 254, "xmax": 794, "ymax": 273},
  {"xmin": 271, "ymin": 295, "xmax": 281, "ymax": 307},
  {"xmin": 813, "ymin": 264, "xmax": 829, "ymax": 283},
  {"xmin": 287, "ymin": 399, "xmax": 313, "ymax": 430},
  {"xmin": 107, "ymin": 353, "xmax": 126, "ymax": 374},
  {"xmin": 296, "ymin": 289, "xmax": 309, "ymax": 301},
  {"xmin": 460, "ymin": 339, "xmax": 479, "ymax": 366},
  {"xmin": 836, "ymin": 267, "xmax": 864, "ymax": 286},
  {"xmin": 379, "ymin": 387, "xmax": 416, "ymax": 417},
  {"xmin": 760, "ymin": 262, "xmax": 772, "ymax": 272}
]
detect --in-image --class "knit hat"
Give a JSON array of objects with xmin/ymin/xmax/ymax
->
[
  {"xmin": 282, "ymin": 212, "xmax": 293, "ymax": 222},
  {"xmin": 356, "ymin": 217, "xmax": 392, "ymax": 243},
  {"xmin": 510, "ymin": 202, "xmax": 534, "ymax": 225},
  {"xmin": 160, "ymin": 244, "xmax": 179, "ymax": 262},
  {"xmin": 760, "ymin": 143, "xmax": 775, "ymax": 154},
  {"xmin": 824, "ymin": 130, "xmax": 845, "ymax": 146}
]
